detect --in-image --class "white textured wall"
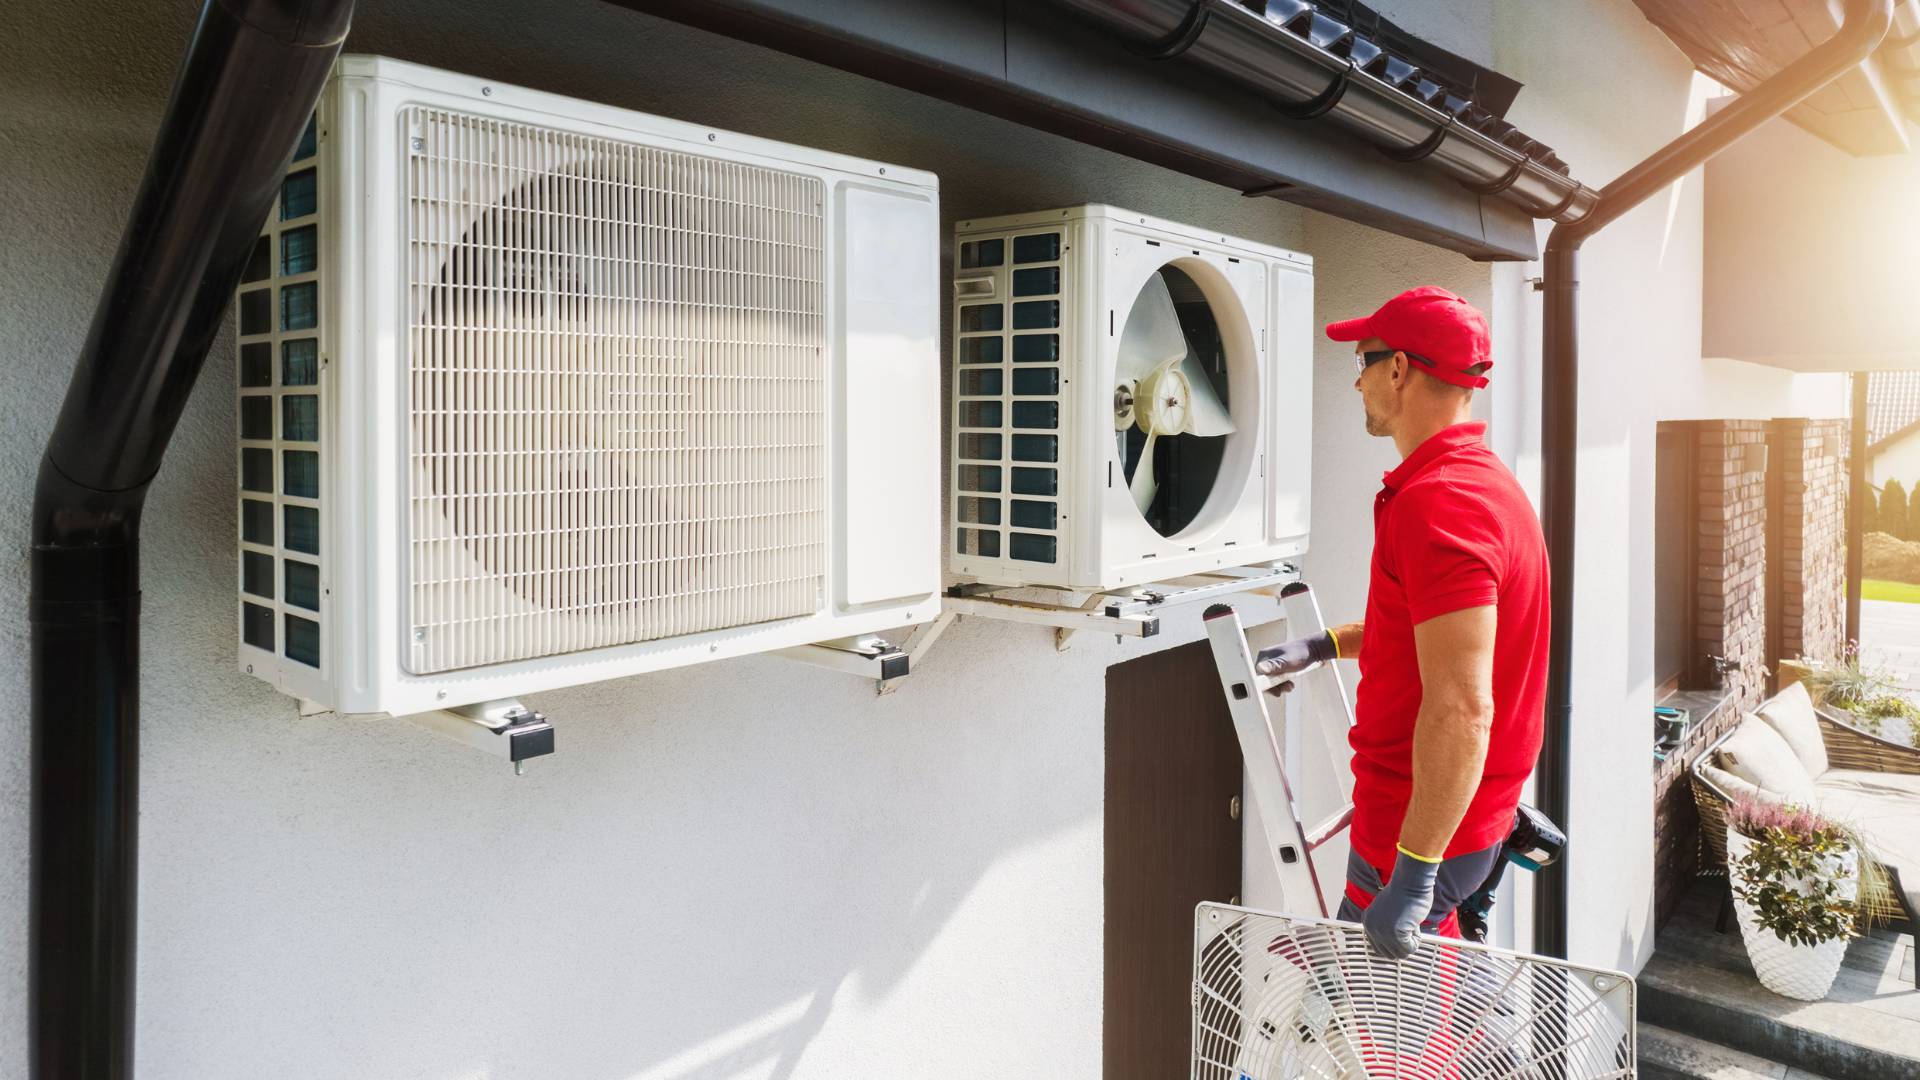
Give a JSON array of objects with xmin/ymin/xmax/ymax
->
[
  {"xmin": 1253, "ymin": 0, "xmax": 1852, "ymax": 978},
  {"xmin": 1, "ymin": 1, "xmax": 1858, "ymax": 1073},
  {"xmin": 0, "ymin": 3, "xmax": 1319, "ymax": 1078},
  {"xmin": 1491, "ymin": 0, "xmax": 1848, "ymax": 974},
  {"xmin": 1871, "ymin": 432, "xmax": 1920, "ymax": 490},
  {"xmin": 1705, "ymin": 108, "xmax": 1920, "ymax": 371}
]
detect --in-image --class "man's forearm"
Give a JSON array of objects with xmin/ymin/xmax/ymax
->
[
  {"xmin": 1329, "ymin": 621, "xmax": 1363, "ymax": 659},
  {"xmin": 1398, "ymin": 699, "xmax": 1492, "ymax": 859}
]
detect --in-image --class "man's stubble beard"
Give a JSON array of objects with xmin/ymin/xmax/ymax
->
[{"xmin": 1363, "ymin": 404, "xmax": 1389, "ymax": 438}]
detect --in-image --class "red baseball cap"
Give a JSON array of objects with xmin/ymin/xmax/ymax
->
[{"xmin": 1325, "ymin": 286, "xmax": 1492, "ymax": 389}]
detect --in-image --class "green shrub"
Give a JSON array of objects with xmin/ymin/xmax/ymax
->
[
  {"xmin": 1802, "ymin": 643, "xmax": 1899, "ymax": 709},
  {"xmin": 1884, "ymin": 479, "xmax": 1911, "ymax": 541},
  {"xmin": 1795, "ymin": 645, "xmax": 1920, "ymax": 747}
]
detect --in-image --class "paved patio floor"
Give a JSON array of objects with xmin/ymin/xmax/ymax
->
[
  {"xmin": 1641, "ymin": 880, "xmax": 1920, "ymax": 1075},
  {"xmin": 1862, "ymin": 598, "xmax": 1920, "ymax": 694}
]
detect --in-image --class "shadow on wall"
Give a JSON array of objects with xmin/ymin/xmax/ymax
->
[
  {"xmin": 130, "ymin": 614, "xmax": 1109, "ymax": 1080},
  {"xmin": 0, "ymin": 1, "xmax": 1328, "ymax": 1077}
]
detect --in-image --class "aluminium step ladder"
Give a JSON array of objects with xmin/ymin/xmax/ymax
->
[
  {"xmin": 1203, "ymin": 583, "xmax": 1359, "ymax": 918},
  {"xmin": 1194, "ymin": 586, "xmax": 1637, "ymax": 1080}
]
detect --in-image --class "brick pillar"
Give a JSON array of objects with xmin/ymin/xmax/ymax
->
[
  {"xmin": 1696, "ymin": 421, "xmax": 1770, "ymax": 709},
  {"xmin": 1772, "ymin": 418, "xmax": 1849, "ymax": 666},
  {"xmin": 1651, "ymin": 421, "xmax": 1773, "ymax": 927}
]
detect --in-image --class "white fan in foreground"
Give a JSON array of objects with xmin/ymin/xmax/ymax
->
[
  {"xmin": 1193, "ymin": 906, "xmax": 1636, "ymax": 1080},
  {"xmin": 1115, "ymin": 274, "xmax": 1234, "ymax": 514}
]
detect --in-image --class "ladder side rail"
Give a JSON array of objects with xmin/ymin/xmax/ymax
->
[
  {"xmin": 1202, "ymin": 604, "xmax": 1329, "ymax": 916},
  {"xmin": 1279, "ymin": 583, "xmax": 1359, "ymax": 806}
]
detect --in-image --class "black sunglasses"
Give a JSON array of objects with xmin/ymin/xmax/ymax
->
[{"xmin": 1355, "ymin": 349, "xmax": 1438, "ymax": 375}]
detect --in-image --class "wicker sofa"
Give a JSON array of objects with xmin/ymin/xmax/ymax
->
[{"xmin": 1689, "ymin": 680, "xmax": 1920, "ymax": 984}]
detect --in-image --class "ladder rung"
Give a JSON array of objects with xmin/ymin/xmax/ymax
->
[{"xmin": 1306, "ymin": 805, "xmax": 1354, "ymax": 850}]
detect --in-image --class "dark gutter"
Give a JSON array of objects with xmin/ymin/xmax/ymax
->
[
  {"xmin": 606, "ymin": 0, "xmax": 1549, "ymax": 259},
  {"xmin": 1045, "ymin": 0, "xmax": 1599, "ymax": 224},
  {"xmin": 30, "ymin": 1, "xmax": 350, "ymax": 1076},
  {"xmin": 1533, "ymin": 0, "xmax": 1893, "ymax": 959}
]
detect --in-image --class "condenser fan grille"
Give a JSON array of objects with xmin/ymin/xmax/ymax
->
[{"xmin": 404, "ymin": 106, "xmax": 827, "ymax": 673}]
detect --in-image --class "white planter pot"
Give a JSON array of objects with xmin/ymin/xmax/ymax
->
[{"xmin": 1726, "ymin": 828, "xmax": 1856, "ymax": 1002}]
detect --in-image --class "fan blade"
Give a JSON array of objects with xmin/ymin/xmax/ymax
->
[
  {"xmin": 1130, "ymin": 432, "xmax": 1160, "ymax": 513},
  {"xmin": 1179, "ymin": 355, "xmax": 1235, "ymax": 437},
  {"xmin": 1117, "ymin": 274, "xmax": 1190, "ymax": 383}
]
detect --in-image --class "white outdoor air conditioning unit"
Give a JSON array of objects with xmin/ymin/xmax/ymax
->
[
  {"xmin": 948, "ymin": 206, "xmax": 1312, "ymax": 590},
  {"xmin": 233, "ymin": 56, "xmax": 940, "ymax": 719}
]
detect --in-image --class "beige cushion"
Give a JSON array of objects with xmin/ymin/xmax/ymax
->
[
  {"xmin": 1757, "ymin": 681, "xmax": 1830, "ymax": 776},
  {"xmin": 1716, "ymin": 716, "xmax": 1818, "ymax": 806},
  {"xmin": 1697, "ymin": 761, "xmax": 1785, "ymax": 807},
  {"xmin": 1812, "ymin": 769, "xmax": 1920, "ymax": 914},
  {"xmin": 1815, "ymin": 768, "xmax": 1920, "ymax": 802}
]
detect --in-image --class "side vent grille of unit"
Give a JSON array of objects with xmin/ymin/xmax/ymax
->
[
  {"xmin": 237, "ymin": 113, "xmax": 324, "ymax": 672},
  {"xmin": 404, "ymin": 107, "xmax": 827, "ymax": 673},
  {"xmin": 953, "ymin": 230, "xmax": 1062, "ymax": 566}
]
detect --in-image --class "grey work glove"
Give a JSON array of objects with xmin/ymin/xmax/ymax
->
[
  {"xmin": 1362, "ymin": 851, "xmax": 1439, "ymax": 960},
  {"xmin": 1254, "ymin": 630, "xmax": 1337, "ymax": 678}
]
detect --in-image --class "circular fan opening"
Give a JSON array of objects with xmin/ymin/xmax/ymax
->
[{"xmin": 1115, "ymin": 263, "xmax": 1244, "ymax": 539}]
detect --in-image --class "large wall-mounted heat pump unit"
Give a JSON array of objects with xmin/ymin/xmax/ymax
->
[
  {"xmin": 233, "ymin": 56, "xmax": 940, "ymax": 719},
  {"xmin": 948, "ymin": 206, "xmax": 1312, "ymax": 590}
]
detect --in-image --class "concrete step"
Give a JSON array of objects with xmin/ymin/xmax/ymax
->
[
  {"xmin": 1638, "ymin": 947, "xmax": 1920, "ymax": 1078},
  {"xmin": 1638, "ymin": 1023, "xmax": 1833, "ymax": 1080}
]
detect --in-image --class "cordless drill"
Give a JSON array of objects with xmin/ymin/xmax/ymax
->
[{"xmin": 1457, "ymin": 802, "xmax": 1566, "ymax": 943}]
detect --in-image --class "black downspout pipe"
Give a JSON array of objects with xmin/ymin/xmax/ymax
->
[
  {"xmin": 30, "ymin": 2, "xmax": 351, "ymax": 1077},
  {"xmin": 1534, "ymin": 0, "xmax": 1893, "ymax": 959}
]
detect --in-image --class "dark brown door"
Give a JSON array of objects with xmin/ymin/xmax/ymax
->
[{"xmin": 1105, "ymin": 639, "xmax": 1244, "ymax": 1080}]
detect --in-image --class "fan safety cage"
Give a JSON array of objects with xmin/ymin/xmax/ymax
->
[
  {"xmin": 404, "ymin": 106, "xmax": 828, "ymax": 673},
  {"xmin": 1192, "ymin": 905, "xmax": 1634, "ymax": 1080}
]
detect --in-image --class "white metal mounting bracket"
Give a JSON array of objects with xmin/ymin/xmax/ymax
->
[
  {"xmin": 771, "ymin": 634, "xmax": 910, "ymax": 684},
  {"xmin": 943, "ymin": 584, "xmax": 1164, "ymax": 638},
  {"xmin": 873, "ymin": 562, "xmax": 1301, "ymax": 692},
  {"xmin": 406, "ymin": 698, "xmax": 555, "ymax": 775},
  {"xmin": 874, "ymin": 612, "xmax": 958, "ymax": 696},
  {"xmin": 1052, "ymin": 593, "xmax": 1111, "ymax": 652}
]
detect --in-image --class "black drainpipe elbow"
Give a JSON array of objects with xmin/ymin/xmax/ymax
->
[
  {"xmin": 1533, "ymin": 0, "xmax": 1893, "ymax": 961},
  {"xmin": 30, "ymin": 2, "xmax": 351, "ymax": 1077}
]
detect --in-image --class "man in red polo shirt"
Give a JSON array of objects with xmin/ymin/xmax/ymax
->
[{"xmin": 1256, "ymin": 286, "xmax": 1549, "ymax": 959}]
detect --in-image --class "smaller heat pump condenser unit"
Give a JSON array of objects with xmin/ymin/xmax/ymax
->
[
  {"xmin": 949, "ymin": 206, "xmax": 1312, "ymax": 590},
  {"xmin": 234, "ymin": 57, "xmax": 940, "ymax": 718}
]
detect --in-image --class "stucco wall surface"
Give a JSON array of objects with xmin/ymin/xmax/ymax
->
[
  {"xmin": 0, "ymin": 2, "xmax": 1316, "ymax": 1077},
  {"xmin": 0, "ymin": 0, "xmax": 1867, "ymax": 1074},
  {"xmin": 1871, "ymin": 430, "xmax": 1920, "ymax": 490},
  {"xmin": 1489, "ymin": 0, "xmax": 1848, "ymax": 974},
  {"xmin": 1258, "ymin": 0, "xmax": 1849, "ymax": 975}
]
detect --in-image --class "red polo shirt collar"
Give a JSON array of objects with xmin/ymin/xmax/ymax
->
[{"xmin": 1382, "ymin": 421, "xmax": 1489, "ymax": 492}]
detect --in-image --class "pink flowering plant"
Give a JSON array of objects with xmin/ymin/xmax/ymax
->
[{"xmin": 1727, "ymin": 796, "xmax": 1873, "ymax": 948}]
